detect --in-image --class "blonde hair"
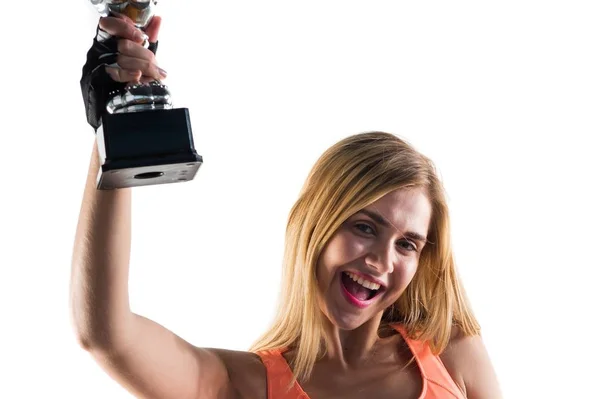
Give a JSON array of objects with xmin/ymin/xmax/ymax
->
[{"xmin": 249, "ymin": 131, "xmax": 480, "ymax": 384}]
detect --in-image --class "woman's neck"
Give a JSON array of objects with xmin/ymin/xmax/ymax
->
[{"xmin": 318, "ymin": 313, "xmax": 399, "ymax": 370}]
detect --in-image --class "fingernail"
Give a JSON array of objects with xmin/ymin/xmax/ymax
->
[
  {"xmin": 158, "ymin": 67, "xmax": 168, "ymax": 78},
  {"xmin": 127, "ymin": 70, "xmax": 140, "ymax": 77}
]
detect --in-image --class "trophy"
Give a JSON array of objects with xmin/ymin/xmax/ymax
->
[{"xmin": 89, "ymin": 0, "xmax": 202, "ymax": 190}]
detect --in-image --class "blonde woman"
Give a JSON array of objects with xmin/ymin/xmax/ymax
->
[{"xmin": 71, "ymin": 15, "xmax": 502, "ymax": 399}]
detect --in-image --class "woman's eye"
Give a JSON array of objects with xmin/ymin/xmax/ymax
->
[
  {"xmin": 355, "ymin": 223, "xmax": 375, "ymax": 235},
  {"xmin": 397, "ymin": 240, "xmax": 417, "ymax": 252}
]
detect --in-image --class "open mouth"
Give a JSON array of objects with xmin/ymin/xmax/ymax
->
[{"xmin": 340, "ymin": 271, "xmax": 384, "ymax": 308}]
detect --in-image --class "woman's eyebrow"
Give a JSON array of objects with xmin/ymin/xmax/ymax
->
[
  {"xmin": 356, "ymin": 209, "xmax": 428, "ymax": 244},
  {"xmin": 357, "ymin": 209, "xmax": 392, "ymax": 228}
]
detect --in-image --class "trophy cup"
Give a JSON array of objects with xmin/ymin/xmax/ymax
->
[{"xmin": 89, "ymin": 0, "xmax": 202, "ymax": 190}]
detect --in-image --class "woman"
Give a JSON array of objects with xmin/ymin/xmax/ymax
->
[{"xmin": 71, "ymin": 14, "xmax": 502, "ymax": 399}]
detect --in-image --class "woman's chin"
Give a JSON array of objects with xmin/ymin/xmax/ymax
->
[
  {"xmin": 318, "ymin": 297, "xmax": 383, "ymax": 331},
  {"xmin": 325, "ymin": 309, "xmax": 371, "ymax": 331}
]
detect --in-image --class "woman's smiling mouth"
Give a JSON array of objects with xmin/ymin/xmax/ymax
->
[{"xmin": 339, "ymin": 271, "xmax": 386, "ymax": 308}]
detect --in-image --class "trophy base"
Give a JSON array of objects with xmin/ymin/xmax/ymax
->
[{"xmin": 96, "ymin": 108, "xmax": 203, "ymax": 190}]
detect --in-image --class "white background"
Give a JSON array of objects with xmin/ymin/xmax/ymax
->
[{"xmin": 0, "ymin": 1, "xmax": 598, "ymax": 398}]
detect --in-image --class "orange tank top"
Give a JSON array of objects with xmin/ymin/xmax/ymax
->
[{"xmin": 255, "ymin": 324, "xmax": 466, "ymax": 399}]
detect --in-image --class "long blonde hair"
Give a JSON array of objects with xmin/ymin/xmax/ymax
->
[{"xmin": 249, "ymin": 132, "xmax": 480, "ymax": 383}]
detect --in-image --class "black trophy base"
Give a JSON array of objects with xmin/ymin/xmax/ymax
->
[{"xmin": 96, "ymin": 108, "xmax": 203, "ymax": 190}]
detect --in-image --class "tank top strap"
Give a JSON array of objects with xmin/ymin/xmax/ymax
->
[
  {"xmin": 391, "ymin": 324, "xmax": 467, "ymax": 399},
  {"xmin": 255, "ymin": 349, "xmax": 310, "ymax": 399}
]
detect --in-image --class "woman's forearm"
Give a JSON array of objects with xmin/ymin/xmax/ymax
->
[{"xmin": 70, "ymin": 139, "xmax": 134, "ymax": 350}]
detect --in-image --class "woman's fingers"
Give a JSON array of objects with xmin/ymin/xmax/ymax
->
[
  {"xmin": 144, "ymin": 16, "xmax": 162, "ymax": 43},
  {"xmin": 99, "ymin": 16, "xmax": 148, "ymax": 44},
  {"xmin": 98, "ymin": 15, "xmax": 167, "ymax": 83},
  {"xmin": 115, "ymin": 53, "xmax": 166, "ymax": 80},
  {"xmin": 117, "ymin": 38, "xmax": 156, "ymax": 64},
  {"xmin": 105, "ymin": 66, "xmax": 142, "ymax": 83}
]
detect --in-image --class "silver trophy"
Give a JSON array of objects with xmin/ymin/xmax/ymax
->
[{"xmin": 89, "ymin": 0, "xmax": 202, "ymax": 190}]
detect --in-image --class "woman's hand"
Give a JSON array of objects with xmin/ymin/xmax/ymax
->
[{"xmin": 99, "ymin": 14, "xmax": 167, "ymax": 83}]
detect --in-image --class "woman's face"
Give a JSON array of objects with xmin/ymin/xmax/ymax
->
[{"xmin": 316, "ymin": 187, "xmax": 432, "ymax": 330}]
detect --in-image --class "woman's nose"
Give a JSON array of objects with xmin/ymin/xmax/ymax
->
[{"xmin": 365, "ymin": 241, "xmax": 395, "ymax": 274}]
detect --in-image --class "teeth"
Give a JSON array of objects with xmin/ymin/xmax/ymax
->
[{"xmin": 345, "ymin": 272, "xmax": 381, "ymax": 291}]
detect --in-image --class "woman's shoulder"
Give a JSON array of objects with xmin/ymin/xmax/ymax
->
[
  {"xmin": 211, "ymin": 348, "xmax": 268, "ymax": 398},
  {"xmin": 438, "ymin": 324, "xmax": 477, "ymax": 367},
  {"xmin": 437, "ymin": 326, "xmax": 469, "ymax": 392},
  {"xmin": 390, "ymin": 323, "xmax": 468, "ymax": 394},
  {"xmin": 439, "ymin": 326, "xmax": 502, "ymax": 398}
]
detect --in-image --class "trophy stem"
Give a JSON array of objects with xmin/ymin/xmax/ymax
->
[{"xmin": 107, "ymin": 81, "xmax": 172, "ymax": 114}]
